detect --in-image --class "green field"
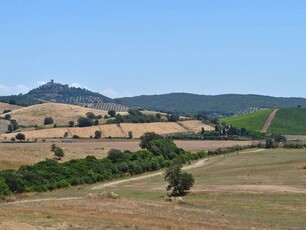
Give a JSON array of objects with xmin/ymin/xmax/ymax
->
[
  {"xmin": 268, "ymin": 107, "xmax": 306, "ymax": 135},
  {"xmin": 3, "ymin": 149, "xmax": 306, "ymax": 229},
  {"xmin": 221, "ymin": 109, "xmax": 273, "ymax": 132}
]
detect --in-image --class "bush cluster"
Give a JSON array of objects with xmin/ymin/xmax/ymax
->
[{"xmin": 0, "ymin": 132, "xmax": 254, "ymax": 196}]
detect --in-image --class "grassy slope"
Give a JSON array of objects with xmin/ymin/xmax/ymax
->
[
  {"xmin": 221, "ymin": 109, "xmax": 273, "ymax": 132},
  {"xmin": 5, "ymin": 149, "xmax": 306, "ymax": 229},
  {"xmin": 268, "ymin": 107, "xmax": 306, "ymax": 135}
]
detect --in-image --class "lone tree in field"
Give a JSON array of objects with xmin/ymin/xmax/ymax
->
[
  {"xmin": 15, "ymin": 133, "xmax": 25, "ymax": 142},
  {"xmin": 94, "ymin": 130, "xmax": 102, "ymax": 139},
  {"xmin": 44, "ymin": 117, "xmax": 54, "ymax": 125},
  {"xmin": 68, "ymin": 120, "xmax": 75, "ymax": 127},
  {"xmin": 51, "ymin": 144, "xmax": 65, "ymax": 160},
  {"xmin": 164, "ymin": 163, "xmax": 195, "ymax": 196}
]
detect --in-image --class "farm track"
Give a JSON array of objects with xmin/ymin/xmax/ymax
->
[{"xmin": 261, "ymin": 109, "xmax": 279, "ymax": 133}]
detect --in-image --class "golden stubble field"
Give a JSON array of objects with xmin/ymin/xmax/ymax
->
[
  {"xmin": 0, "ymin": 120, "xmax": 215, "ymax": 139},
  {"xmin": 0, "ymin": 102, "xmax": 127, "ymax": 127}
]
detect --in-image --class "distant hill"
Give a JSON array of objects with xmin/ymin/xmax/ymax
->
[
  {"xmin": 0, "ymin": 80, "xmax": 128, "ymax": 112},
  {"xmin": 222, "ymin": 107, "xmax": 306, "ymax": 135},
  {"xmin": 0, "ymin": 102, "xmax": 125, "ymax": 127},
  {"xmin": 117, "ymin": 93, "xmax": 306, "ymax": 116}
]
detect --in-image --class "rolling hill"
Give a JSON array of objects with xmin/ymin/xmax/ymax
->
[
  {"xmin": 221, "ymin": 109, "xmax": 274, "ymax": 132},
  {"xmin": 222, "ymin": 107, "xmax": 306, "ymax": 135},
  {"xmin": 0, "ymin": 102, "xmax": 128, "ymax": 128},
  {"xmin": 0, "ymin": 120, "xmax": 214, "ymax": 139},
  {"xmin": 117, "ymin": 93, "xmax": 306, "ymax": 116},
  {"xmin": 0, "ymin": 80, "xmax": 128, "ymax": 112},
  {"xmin": 0, "ymin": 102, "xmax": 23, "ymax": 113}
]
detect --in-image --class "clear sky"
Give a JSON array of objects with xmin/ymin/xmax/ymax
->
[{"xmin": 0, "ymin": 1, "xmax": 305, "ymax": 98}]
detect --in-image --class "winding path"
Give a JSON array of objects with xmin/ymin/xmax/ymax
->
[{"xmin": 261, "ymin": 109, "xmax": 279, "ymax": 133}]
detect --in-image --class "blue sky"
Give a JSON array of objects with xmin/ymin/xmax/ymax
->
[{"xmin": 0, "ymin": 1, "xmax": 305, "ymax": 98}]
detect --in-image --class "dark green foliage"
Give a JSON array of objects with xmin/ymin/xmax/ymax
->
[
  {"xmin": 164, "ymin": 163, "xmax": 194, "ymax": 196},
  {"xmin": 108, "ymin": 110, "xmax": 116, "ymax": 117},
  {"xmin": 167, "ymin": 114, "xmax": 179, "ymax": 122},
  {"xmin": 78, "ymin": 117, "xmax": 92, "ymax": 127},
  {"xmin": 51, "ymin": 144, "xmax": 65, "ymax": 159},
  {"xmin": 68, "ymin": 121, "xmax": 75, "ymax": 127},
  {"xmin": 94, "ymin": 130, "xmax": 102, "ymax": 139},
  {"xmin": 86, "ymin": 112, "xmax": 96, "ymax": 120},
  {"xmin": 3, "ymin": 109, "xmax": 12, "ymax": 114},
  {"xmin": 15, "ymin": 133, "xmax": 25, "ymax": 141},
  {"xmin": 265, "ymin": 139, "xmax": 276, "ymax": 148},
  {"xmin": 44, "ymin": 117, "xmax": 54, "ymax": 125},
  {"xmin": 0, "ymin": 178, "xmax": 11, "ymax": 196},
  {"xmin": 0, "ymin": 96, "xmax": 42, "ymax": 107},
  {"xmin": 11, "ymin": 119, "xmax": 19, "ymax": 129},
  {"xmin": 139, "ymin": 132, "xmax": 162, "ymax": 149},
  {"xmin": 72, "ymin": 135, "xmax": 80, "ymax": 138},
  {"xmin": 118, "ymin": 93, "xmax": 306, "ymax": 116},
  {"xmin": 0, "ymin": 136, "xmax": 253, "ymax": 195},
  {"xmin": 128, "ymin": 131, "xmax": 133, "ymax": 139},
  {"xmin": 106, "ymin": 109, "xmax": 163, "ymax": 124},
  {"xmin": 4, "ymin": 114, "xmax": 11, "ymax": 120}
]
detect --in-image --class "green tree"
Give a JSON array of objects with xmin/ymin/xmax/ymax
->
[
  {"xmin": 78, "ymin": 117, "xmax": 92, "ymax": 127},
  {"xmin": 155, "ymin": 113, "xmax": 161, "ymax": 119},
  {"xmin": 94, "ymin": 130, "xmax": 102, "ymax": 139},
  {"xmin": 10, "ymin": 119, "xmax": 19, "ymax": 131},
  {"xmin": 44, "ymin": 117, "xmax": 54, "ymax": 125},
  {"xmin": 4, "ymin": 114, "xmax": 11, "ymax": 120},
  {"xmin": 164, "ymin": 163, "xmax": 194, "ymax": 196},
  {"xmin": 0, "ymin": 179, "xmax": 11, "ymax": 196},
  {"xmin": 51, "ymin": 144, "xmax": 65, "ymax": 160},
  {"xmin": 68, "ymin": 120, "xmax": 75, "ymax": 127},
  {"xmin": 108, "ymin": 110, "xmax": 116, "ymax": 117},
  {"xmin": 201, "ymin": 127, "xmax": 205, "ymax": 135},
  {"xmin": 86, "ymin": 112, "xmax": 96, "ymax": 120},
  {"xmin": 15, "ymin": 133, "xmax": 25, "ymax": 142},
  {"xmin": 128, "ymin": 131, "xmax": 133, "ymax": 139},
  {"xmin": 7, "ymin": 124, "xmax": 13, "ymax": 133},
  {"xmin": 139, "ymin": 132, "xmax": 162, "ymax": 149},
  {"xmin": 63, "ymin": 132, "xmax": 69, "ymax": 138}
]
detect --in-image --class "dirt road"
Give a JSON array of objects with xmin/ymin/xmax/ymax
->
[{"xmin": 261, "ymin": 109, "xmax": 279, "ymax": 133}]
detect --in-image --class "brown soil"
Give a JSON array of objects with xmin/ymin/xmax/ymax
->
[{"xmin": 261, "ymin": 109, "xmax": 279, "ymax": 133}]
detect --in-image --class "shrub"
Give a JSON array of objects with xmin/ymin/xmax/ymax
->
[
  {"xmin": 68, "ymin": 121, "xmax": 75, "ymax": 127},
  {"xmin": 44, "ymin": 117, "xmax": 54, "ymax": 125},
  {"xmin": 94, "ymin": 130, "xmax": 102, "ymax": 139},
  {"xmin": 3, "ymin": 109, "xmax": 12, "ymax": 114},
  {"xmin": 72, "ymin": 135, "xmax": 80, "ymax": 139},
  {"xmin": 108, "ymin": 110, "xmax": 116, "ymax": 117},
  {"xmin": 78, "ymin": 117, "xmax": 92, "ymax": 127},
  {"xmin": 15, "ymin": 133, "xmax": 25, "ymax": 142},
  {"xmin": 0, "ymin": 179, "xmax": 11, "ymax": 196},
  {"xmin": 4, "ymin": 114, "xmax": 11, "ymax": 120}
]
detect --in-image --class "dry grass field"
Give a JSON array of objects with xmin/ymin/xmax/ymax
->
[
  {"xmin": 1, "ymin": 149, "xmax": 305, "ymax": 229},
  {"xmin": 0, "ymin": 120, "xmax": 214, "ymax": 139},
  {"xmin": 0, "ymin": 139, "xmax": 252, "ymax": 170},
  {"xmin": 0, "ymin": 102, "xmax": 128, "ymax": 127},
  {"xmin": 0, "ymin": 102, "xmax": 23, "ymax": 113}
]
